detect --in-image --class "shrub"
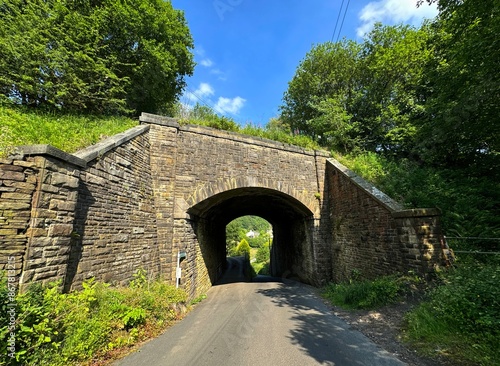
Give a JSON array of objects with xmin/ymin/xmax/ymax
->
[
  {"xmin": 404, "ymin": 262, "xmax": 500, "ymax": 365},
  {"xmin": 0, "ymin": 272, "xmax": 188, "ymax": 365}
]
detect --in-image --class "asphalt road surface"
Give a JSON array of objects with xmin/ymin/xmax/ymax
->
[{"xmin": 115, "ymin": 257, "xmax": 406, "ymax": 366}]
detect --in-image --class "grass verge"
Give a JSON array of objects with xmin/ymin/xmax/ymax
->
[
  {"xmin": 403, "ymin": 261, "xmax": 500, "ymax": 366},
  {"xmin": 322, "ymin": 272, "xmax": 423, "ymax": 310}
]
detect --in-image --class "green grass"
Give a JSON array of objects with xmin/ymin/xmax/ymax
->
[
  {"xmin": 0, "ymin": 106, "xmax": 137, "ymax": 156},
  {"xmin": 333, "ymin": 151, "xmax": 500, "ymax": 241},
  {"xmin": 0, "ymin": 106, "xmax": 320, "ymax": 158},
  {"xmin": 322, "ymin": 273, "xmax": 422, "ymax": 310}
]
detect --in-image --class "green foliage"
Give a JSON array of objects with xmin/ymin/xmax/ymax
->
[
  {"xmin": 177, "ymin": 103, "xmax": 239, "ymax": 131},
  {"xmin": 280, "ymin": 24, "xmax": 431, "ymax": 155},
  {"xmin": 404, "ymin": 262, "xmax": 500, "ymax": 365},
  {"xmin": 233, "ymin": 239, "xmax": 251, "ymax": 258},
  {"xmin": 239, "ymin": 123, "xmax": 320, "ymax": 150},
  {"xmin": 322, "ymin": 273, "xmax": 418, "ymax": 310},
  {"xmin": 335, "ymin": 152, "xmax": 500, "ymax": 246},
  {"xmin": 415, "ymin": 0, "xmax": 500, "ymax": 167},
  {"xmin": 0, "ymin": 0, "xmax": 194, "ymax": 115},
  {"xmin": 175, "ymin": 104, "xmax": 319, "ymax": 150},
  {"xmin": 281, "ymin": 4, "xmax": 499, "ymax": 169},
  {"xmin": 0, "ymin": 271, "xmax": 188, "ymax": 365},
  {"xmin": 0, "ymin": 105, "xmax": 137, "ymax": 155},
  {"xmin": 226, "ymin": 216, "xmax": 272, "ymax": 254},
  {"xmin": 280, "ymin": 40, "xmax": 362, "ymax": 151}
]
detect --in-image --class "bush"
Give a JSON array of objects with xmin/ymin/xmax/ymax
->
[
  {"xmin": 0, "ymin": 272, "xmax": 188, "ymax": 365},
  {"xmin": 233, "ymin": 239, "xmax": 251, "ymax": 258},
  {"xmin": 404, "ymin": 262, "xmax": 500, "ymax": 365}
]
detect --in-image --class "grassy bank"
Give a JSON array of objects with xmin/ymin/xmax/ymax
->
[
  {"xmin": 0, "ymin": 106, "xmax": 137, "ymax": 156},
  {"xmin": 328, "ymin": 152, "xmax": 500, "ymax": 366}
]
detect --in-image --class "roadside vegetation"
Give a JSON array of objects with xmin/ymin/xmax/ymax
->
[
  {"xmin": 0, "ymin": 106, "xmax": 137, "ymax": 156},
  {"xmin": 0, "ymin": 269, "xmax": 189, "ymax": 366},
  {"xmin": 322, "ymin": 272, "xmax": 424, "ymax": 310}
]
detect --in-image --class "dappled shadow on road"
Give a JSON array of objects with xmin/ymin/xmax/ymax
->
[{"xmin": 256, "ymin": 281, "xmax": 404, "ymax": 366}]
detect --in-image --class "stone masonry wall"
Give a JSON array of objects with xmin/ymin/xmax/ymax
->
[
  {"xmin": 68, "ymin": 126, "xmax": 158, "ymax": 289},
  {"xmin": 0, "ymin": 156, "xmax": 39, "ymax": 280},
  {"xmin": 1, "ymin": 147, "xmax": 81, "ymax": 290},
  {"xmin": 1, "ymin": 113, "xmax": 445, "ymax": 296},
  {"xmin": 326, "ymin": 159, "xmax": 443, "ymax": 282}
]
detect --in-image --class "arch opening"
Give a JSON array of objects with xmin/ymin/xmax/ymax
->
[
  {"xmin": 187, "ymin": 187, "xmax": 317, "ymax": 287},
  {"xmin": 226, "ymin": 215, "xmax": 273, "ymax": 278}
]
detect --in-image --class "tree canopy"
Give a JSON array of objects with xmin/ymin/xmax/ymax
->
[
  {"xmin": 280, "ymin": 0, "xmax": 499, "ymax": 169},
  {"xmin": 0, "ymin": 0, "xmax": 194, "ymax": 115}
]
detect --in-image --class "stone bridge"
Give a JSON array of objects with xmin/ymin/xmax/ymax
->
[{"xmin": 0, "ymin": 113, "xmax": 444, "ymax": 297}]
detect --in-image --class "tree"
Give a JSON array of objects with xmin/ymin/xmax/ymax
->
[
  {"xmin": 357, "ymin": 23, "xmax": 433, "ymax": 156},
  {"xmin": 415, "ymin": 0, "xmax": 500, "ymax": 168},
  {"xmin": 233, "ymin": 239, "xmax": 251, "ymax": 258},
  {"xmin": 0, "ymin": 0, "xmax": 194, "ymax": 115},
  {"xmin": 279, "ymin": 40, "xmax": 362, "ymax": 149},
  {"xmin": 280, "ymin": 25, "xmax": 432, "ymax": 155}
]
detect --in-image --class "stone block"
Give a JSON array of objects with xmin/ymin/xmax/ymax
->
[
  {"xmin": 41, "ymin": 183, "xmax": 59, "ymax": 193},
  {"xmin": 50, "ymin": 172, "xmax": 79, "ymax": 189},
  {"xmin": 26, "ymin": 228, "xmax": 48, "ymax": 237},
  {"xmin": 35, "ymin": 209, "xmax": 57, "ymax": 219},
  {"xmin": 48, "ymin": 224, "xmax": 73, "ymax": 237},
  {"xmin": 0, "ymin": 170, "xmax": 25, "ymax": 181},
  {"xmin": 0, "ymin": 201, "xmax": 30, "ymax": 210},
  {"xmin": 1, "ymin": 192, "xmax": 32, "ymax": 200},
  {"xmin": 49, "ymin": 199, "xmax": 77, "ymax": 212},
  {"xmin": 0, "ymin": 164, "xmax": 23, "ymax": 172}
]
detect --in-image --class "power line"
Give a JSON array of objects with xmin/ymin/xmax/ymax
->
[
  {"xmin": 331, "ymin": 0, "xmax": 345, "ymax": 42},
  {"xmin": 335, "ymin": 0, "xmax": 351, "ymax": 43},
  {"xmin": 185, "ymin": 86, "xmax": 218, "ymax": 113}
]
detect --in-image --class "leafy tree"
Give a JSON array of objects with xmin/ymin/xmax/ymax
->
[
  {"xmin": 280, "ymin": 25, "xmax": 432, "ymax": 155},
  {"xmin": 357, "ymin": 23, "xmax": 433, "ymax": 156},
  {"xmin": 225, "ymin": 216, "xmax": 271, "ymax": 254},
  {"xmin": 233, "ymin": 239, "xmax": 251, "ymax": 258},
  {"xmin": 279, "ymin": 40, "xmax": 362, "ymax": 151},
  {"xmin": 415, "ymin": 0, "xmax": 500, "ymax": 168},
  {"xmin": 0, "ymin": 0, "xmax": 194, "ymax": 115}
]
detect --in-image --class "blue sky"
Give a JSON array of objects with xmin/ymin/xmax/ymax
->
[{"xmin": 170, "ymin": 0, "xmax": 438, "ymax": 126}]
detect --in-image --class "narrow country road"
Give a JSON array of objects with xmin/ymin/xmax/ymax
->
[{"xmin": 114, "ymin": 257, "xmax": 406, "ymax": 366}]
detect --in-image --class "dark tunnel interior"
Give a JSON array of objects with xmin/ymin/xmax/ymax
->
[{"xmin": 187, "ymin": 187, "xmax": 316, "ymax": 284}]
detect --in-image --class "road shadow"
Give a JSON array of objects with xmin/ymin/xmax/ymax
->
[
  {"xmin": 256, "ymin": 281, "xmax": 405, "ymax": 366},
  {"xmin": 214, "ymin": 256, "xmax": 283, "ymax": 285}
]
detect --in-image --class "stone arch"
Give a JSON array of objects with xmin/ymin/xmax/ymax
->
[
  {"xmin": 184, "ymin": 176, "xmax": 321, "ymax": 218},
  {"xmin": 180, "ymin": 183, "xmax": 320, "ymax": 292}
]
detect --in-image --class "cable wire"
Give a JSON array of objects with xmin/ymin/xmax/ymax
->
[
  {"xmin": 331, "ymin": 0, "xmax": 345, "ymax": 42},
  {"xmin": 335, "ymin": 0, "xmax": 351, "ymax": 43}
]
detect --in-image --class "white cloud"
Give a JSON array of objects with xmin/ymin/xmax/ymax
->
[
  {"xmin": 214, "ymin": 96, "xmax": 246, "ymax": 115},
  {"xmin": 357, "ymin": 0, "xmax": 438, "ymax": 37},
  {"xmin": 185, "ymin": 82, "xmax": 215, "ymax": 102},
  {"xmin": 200, "ymin": 58, "xmax": 214, "ymax": 67}
]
